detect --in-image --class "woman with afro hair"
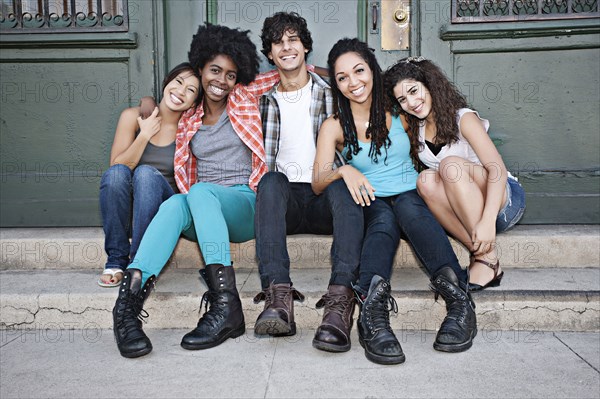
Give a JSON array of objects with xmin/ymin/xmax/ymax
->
[
  {"xmin": 112, "ymin": 23, "xmax": 283, "ymax": 358},
  {"xmin": 313, "ymin": 39, "xmax": 478, "ymax": 364},
  {"xmin": 384, "ymin": 58, "xmax": 525, "ymax": 291}
]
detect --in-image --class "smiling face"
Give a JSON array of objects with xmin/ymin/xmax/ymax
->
[
  {"xmin": 268, "ymin": 30, "xmax": 308, "ymax": 73},
  {"xmin": 199, "ymin": 54, "xmax": 238, "ymax": 105},
  {"xmin": 393, "ymin": 79, "xmax": 432, "ymax": 120},
  {"xmin": 333, "ymin": 51, "xmax": 373, "ymax": 105},
  {"xmin": 162, "ymin": 70, "xmax": 200, "ymax": 111}
]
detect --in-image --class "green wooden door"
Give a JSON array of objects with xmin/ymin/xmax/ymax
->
[{"xmin": 0, "ymin": 0, "xmax": 159, "ymax": 226}]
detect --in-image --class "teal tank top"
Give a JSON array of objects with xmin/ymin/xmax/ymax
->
[{"xmin": 342, "ymin": 116, "xmax": 418, "ymax": 197}]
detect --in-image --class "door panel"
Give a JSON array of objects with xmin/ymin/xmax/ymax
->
[
  {"xmin": 218, "ymin": 0, "xmax": 359, "ymax": 70},
  {"xmin": 366, "ymin": 0, "xmax": 412, "ymax": 68},
  {"xmin": 0, "ymin": 1, "xmax": 157, "ymax": 226},
  {"xmin": 164, "ymin": 1, "xmax": 208, "ymax": 71}
]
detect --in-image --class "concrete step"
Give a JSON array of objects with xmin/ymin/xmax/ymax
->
[
  {"xmin": 1, "ymin": 225, "xmax": 599, "ymax": 270},
  {"xmin": 1, "ymin": 268, "xmax": 598, "ymax": 332}
]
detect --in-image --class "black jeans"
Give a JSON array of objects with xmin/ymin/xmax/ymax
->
[
  {"xmin": 359, "ymin": 189, "xmax": 466, "ymax": 292},
  {"xmin": 255, "ymin": 172, "xmax": 363, "ymax": 289}
]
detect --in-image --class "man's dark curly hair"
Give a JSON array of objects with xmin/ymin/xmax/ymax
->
[
  {"xmin": 384, "ymin": 58, "xmax": 468, "ymax": 170},
  {"xmin": 260, "ymin": 12, "xmax": 313, "ymax": 65},
  {"xmin": 188, "ymin": 23, "xmax": 259, "ymax": 86},
  {"xmin": 328, "ymin": 38, "xmax": 390, "ymax": 164}
]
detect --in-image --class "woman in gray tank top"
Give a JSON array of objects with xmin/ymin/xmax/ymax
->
[{"xmin": 98, "ymin": 63, "xmax": 200, "ymax": 287}]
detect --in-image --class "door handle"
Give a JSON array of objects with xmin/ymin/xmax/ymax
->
[
  {"xmin": 370, "ymin": 2, "xmax": 379, "ymax": 34},
  {"xmin": 372, "ymin": 3, "xmax": 378, "ymax": 31}
]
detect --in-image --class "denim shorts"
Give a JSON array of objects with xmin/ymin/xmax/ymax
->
[{"xmin": 496, "ymin": 176, "xmax": 526, "ymax": 233}]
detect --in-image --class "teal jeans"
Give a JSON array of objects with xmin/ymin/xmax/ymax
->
[{"xmin": 129, "ymin": 183, "xmax": 256, "ymax": 284}]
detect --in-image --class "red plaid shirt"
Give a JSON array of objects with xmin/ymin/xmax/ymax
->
[{"xmin": 174, "ymin": 70, "xmax": 281, "ymax": 193}]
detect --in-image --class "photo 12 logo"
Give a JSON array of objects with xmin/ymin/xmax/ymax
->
[
  {"xmin": 1, "ymin": 323, "xmax": 103, "ymax": 344},
  {"xmin": 1, "ymin": 81, "xmax": 139, "ymax": 105}
]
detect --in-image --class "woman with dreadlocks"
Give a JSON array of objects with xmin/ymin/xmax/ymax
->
[
  {"xmin": 313, "ymin": 38, "xmax": 477, "ymax": 365},
  {"xmin": 384, "ymin": 57, "xmax": 525, "ymax": 291}
]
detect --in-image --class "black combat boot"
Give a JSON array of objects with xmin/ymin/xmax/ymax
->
[
  {"xmin": 254, "ymin": 282, "xmax": 304, "ymax": 336},
  {"xmin": 355, "ymin": 275, "xmax": 405, "ymax": 365},
  {"xmin": 430, "ymin": 266, "xmax": 477, "ymax": 352},
  {"xmin": 312, "ymin": 285, "xmax": 355, "ymax": 352},
  {"xmin": 113, "ymin": 268, "xmax": 155, "ymax": 358},
  {"xmin": 181, "ymin": 264, "xmax": 245, "ymax": 350}
]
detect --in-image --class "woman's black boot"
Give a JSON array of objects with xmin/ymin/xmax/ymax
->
[
  {"xmin": 355, "ymin": 275, "xmax": 405, "ymax": 365},
  {"xmin": 181, "ymin": 264, "xmax": 245, "ymax": 350},
  {"xmin": 430, "ymin": 266, "xmax": 477, "ymax": 352},
  {"xmin": 112, "ymin": 268, "xmax": 155, "ymax": 358}
]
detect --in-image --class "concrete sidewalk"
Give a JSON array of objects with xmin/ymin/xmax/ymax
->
[{"xmin": 1, "ymin": 327, "xmax": 598, "ymax": 398}]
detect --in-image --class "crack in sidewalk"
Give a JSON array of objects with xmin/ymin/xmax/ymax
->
[
  {"xmin": 553, "ymin": 332, "xmax": 600, "ymax": 374},
  {"xmin": 263, "ymin": 338, "xmax": 278, "ymax": 398}
]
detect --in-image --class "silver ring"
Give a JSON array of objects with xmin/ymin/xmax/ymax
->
[{"xmin": 359, "ymin": 185, "xmax": 367, "ymax": 192}]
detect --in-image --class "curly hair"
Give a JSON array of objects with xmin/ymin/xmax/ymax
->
[
  {"xmin": 260, "ymin": 12, "xmax": 313, "ymax": 66},
  {"xmin": 188, "ymin": 23, "xmax": 259, "ymax": 86},
  {"xmin": 384, "ymin": 58, "xmax": 468, "ymax": 169},
  {"xmin": 327, "ymin": 38, "xmax": 390, "ymax": 163},
  {"xmin": 161, "ymin": 62, "xmax": 201, "ymax": 106}
]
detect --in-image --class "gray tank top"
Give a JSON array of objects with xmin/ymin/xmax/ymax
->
[
  {"xmin": 189, "ymin": 111, "xmax": 252, "ymax": 186},
  {"xmin": 138, "ymin": 139, "xmax": 177, "ymax": 192}
]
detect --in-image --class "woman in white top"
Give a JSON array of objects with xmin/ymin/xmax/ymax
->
[{"xmin": 384, "ymin": 57, "xmax": 525, "ymax": 291}]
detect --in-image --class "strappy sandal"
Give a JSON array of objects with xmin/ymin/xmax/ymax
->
[
  {"xmin": 98, "ymin": 268, "xmax": 124, "ymax": 288},
  {"xmin": 468, "ymin": 259, "xmax": 503, "ymax": 292}
]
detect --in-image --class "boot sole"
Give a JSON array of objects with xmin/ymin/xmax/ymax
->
[
  {"xmin": 254, "ymin": 318, "xmax": 296, "ymax": 337},
  {"xmin": 119, "ymin": 346, "xmax": 152, "ymax": 359},
  {"xmin": 180, "ymin": 324, "xmax": 246, "ymax": 350},
  {"xmin": 433, "ymin": 328, "xmax": 478, "ymax": 353},
  {"xmin": 312, "ymin": 339, "xmax": 350, "ymax": 353},
  {"xmin": 359, "ymin": 336, "xmax": 406, "ymax": 365}
]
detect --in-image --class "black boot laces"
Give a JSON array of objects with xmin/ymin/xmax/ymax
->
[
  {"xmin": 117, "ymin": 291, "xmax": 149, "ymax": 336},
  {"xmin": 368, "ymin": 293, "xmax": 398, "ymax": 333},
  {"xmin": 431, "ymin": 277, "xmax": 472, "ymax": 327},
  {"xmin": 197, "ymin": 291, "xmax": 227, "ymax": 330}
]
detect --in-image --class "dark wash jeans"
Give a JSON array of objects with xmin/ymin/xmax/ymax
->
[
  {"xmin": 255, "ymin": 172, "xmax": 363, "ymax": 289},
  {"xmin": 99, "ymin": 164, "xmax": 175, "ymax": 270},
  {"xmin": 359, "ymin": 189, "xmax": 467, "ymax": 292}
]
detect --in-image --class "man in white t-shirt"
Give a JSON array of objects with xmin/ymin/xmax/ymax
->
[{"xmin": 254, "ymin": 12, "xmax": 363, "ymax": 354}]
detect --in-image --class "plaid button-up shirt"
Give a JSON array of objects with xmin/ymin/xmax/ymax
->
[
  {"xmin": 174, "ymin": 70, "xmax": 281, "ymax": 193},
  {"xmin": 259, "ymin": 70, "xmax": 343, "ymax": 172}
]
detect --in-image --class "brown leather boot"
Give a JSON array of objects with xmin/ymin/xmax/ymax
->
[
  {"xmin": 312, "ymin": 285, "xmax": 356, "ymax": 352},
  {"xmin": 253, "ymin": 283, "xmax": 305, "ymax": 336}
]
